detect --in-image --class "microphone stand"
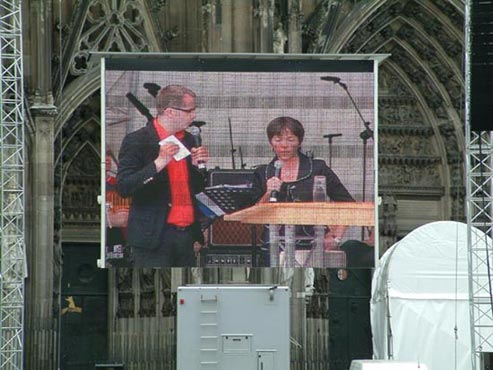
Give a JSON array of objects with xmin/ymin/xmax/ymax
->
[
  {"xmin": 126, "ymin": 93, "xmax": 153, "ymax": 122},
  {"xmin": 239, "ymin": 146, "xmax": 247, "ymax": 169},
  {"xmin": 228, "ymin": 118, "xmax": 237, "ymax": 169},
  {"xmin": 322, "ymin": 133, "xmax": 342, "ymax": 168},
  {"xmin": 126, "ymin": 83, "xmax": 160, "ymax": 124},
  {"xmin": 325, "ymin": 79, "xmax": 373, "ymax": 240}
]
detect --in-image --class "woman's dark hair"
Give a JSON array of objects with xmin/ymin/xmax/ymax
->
[{"xmin": 266, "ymin": 116, "xmax": 304, "ymax": 143}]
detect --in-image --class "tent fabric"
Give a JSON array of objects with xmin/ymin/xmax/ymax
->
[{"xmin": 371, "ymin": 221, "xmax": 487, "ymax": 370}]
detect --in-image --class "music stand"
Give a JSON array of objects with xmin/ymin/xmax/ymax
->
[
  {"xmin": 196, "ymin": 185, "xmax": 263, "ymax": 266},
  {"xmin": 196, "ymin": 185, "xmax": 254, "ymax": 220}
]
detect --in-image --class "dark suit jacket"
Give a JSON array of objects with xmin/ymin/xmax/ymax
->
[
  {"xmin": 251, "ymin": 152, "xmax": 354, "ymax": 249},
  {"xmin": 251, "ymin": 152, "xmax": 354, "ymax": 203},
  {"xmin": 116, "ymin": 123, "xmax": 206, "ymax": 250}
]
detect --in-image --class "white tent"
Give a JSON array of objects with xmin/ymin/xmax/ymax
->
[{"xmin": 371, "ymin": 221, "xmax": 487, "ymax": 370}]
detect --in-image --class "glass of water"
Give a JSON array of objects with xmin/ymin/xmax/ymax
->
[{"xmin": 312, "ymin": 175, "xmax": 327, "ymax": 202}]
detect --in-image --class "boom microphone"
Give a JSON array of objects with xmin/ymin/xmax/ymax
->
[
  {"xmin": 320, "ymin": 76, "xmax": 341, "ymax": 83},
  {"xmin": 269, "ymin": 160, "xmax": 283, "ymax": 202},
  {"xmin": 188, "ymin": 126, "xmax": 206, "ymax": 170},
  {"xmin": 143, "ymin": 82, "xmax": 161, "ymax": 98}
]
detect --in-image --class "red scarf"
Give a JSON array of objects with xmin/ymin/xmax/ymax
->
[{"xmin": 153, "ymin": 119, "xmax": 194, "ymax": 227}]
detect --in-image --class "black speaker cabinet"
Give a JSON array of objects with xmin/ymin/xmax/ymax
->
[
  {"xmin": 208, "ymin": 169, "xmax": 262, "ymax": 247},
  {"xmin": 470, "ymin": 1, "xmax": 493, "ymax": 131},
  {"xmin": 471, "ymin": 65, "xmax": 493, "ymax": 131}
]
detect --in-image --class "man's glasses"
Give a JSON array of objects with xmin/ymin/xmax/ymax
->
[{"xmin": 170, "ymin": 106, "xmax": 196, "ymax": 113}]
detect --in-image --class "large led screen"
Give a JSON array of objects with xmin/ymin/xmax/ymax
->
[{"xmin": 101, "ymin": 54, "xmax": 378, "ymax": 269}]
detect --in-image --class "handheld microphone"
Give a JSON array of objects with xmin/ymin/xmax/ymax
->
[
  {"xmin": 269, "ymin": 160, "xmax": 283, "ymax": 202},
  {"xmin": 191, "ymin": 120, "xmax": 207, "ymax": 128},
  {"xmin": 320, "ymin": 76, "xmax": 341, "ymax": 83},
  {"xmin": 188, "ymin": 126, "xmax": 206, "ymax": 170}
]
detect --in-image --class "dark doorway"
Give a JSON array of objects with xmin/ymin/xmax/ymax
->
[
  {"xmin": 328, "ymin": 268, "xmax": 373, "ymax": 370},
  {"xmin": 60, "ymin": 243, "xmax": 108, "ymax": 369}
]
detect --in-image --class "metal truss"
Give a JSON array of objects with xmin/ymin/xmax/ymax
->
[
  {"xmin": 0, "ymin": 0, "xmax": 26, "ymax": 369},
  {"xmin": 467, "ymin": 131, "xmax": 493, "ymax": 370},
  {"xmin": 466, "ymin": 1, "xmax": 493, "ymax": 369}
]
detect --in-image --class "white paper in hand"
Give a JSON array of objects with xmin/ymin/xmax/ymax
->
[{"xmin": 159, "ymin": 135, "xmax": 191, "ymax": 161}]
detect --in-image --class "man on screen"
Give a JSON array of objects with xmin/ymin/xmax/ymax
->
[{"xmin": 116, "ymin": 84, "xmax": 208, "ymax": 267}]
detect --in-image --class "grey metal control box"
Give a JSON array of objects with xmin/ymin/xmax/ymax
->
[{"xmin": 177, "ymin": 285, "xmax": 290, "ymax": 370}]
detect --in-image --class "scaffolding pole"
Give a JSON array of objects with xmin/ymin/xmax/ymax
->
[
  {"xmin": 466, "ymin": 1, "xmax": 493, "ymax": 369},
  {"xmin": 0, "ymin": 0, "xmax": 26, "ymax": 369},
  {"xmin": 466, "ymin": 131, "xmax": 493, "ymax": 370}
]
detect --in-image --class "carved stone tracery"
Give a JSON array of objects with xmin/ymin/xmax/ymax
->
[
  {"xmin": 379, "ymin": 134, "xmax": 434, "ymax": 157},
  {"xmin": 114, "ymin": 268, "xmax": 177, "ymax": 319},
  {"xmin": 72, "ymin": 1, "xmax": 152, "ymax": 75},
  {"xmin": 53, "ymin": 0, "xmax": 162, "ymax": 96},
  {"xmin": 380, "ymin": 163, "xmax": 442, "ymax": 189},
  {"xmin": 61, "ymin": 148, "xmax": 100, "ymax": 227},
  {"xmin": 381, "ymin": 193, "xmax": 397, "ymax": 237},
  {"xmin": 160, "ymin": 269, "xmax": 176, "ymax": 317},
  {"xmin": 379, "ymin": 99, "xmax": 424, "ymax": 126},
  {"xmin": 439, "ymin": 123, "xmax": 462, "ymax": 164},
  {"xmin": 116, "ymin": 268, "xmax": 134, "ymax": 318},
  {"xmin": 53, "ymin": 86, "xmax": 101, "ymax": 230},
  {"xmin": 139, "ymin": 269, "xmax": 156, "ymax": 317},
  {"xmin": 377, "ymin": 68, "xmax": 444, "ymax": 197}
]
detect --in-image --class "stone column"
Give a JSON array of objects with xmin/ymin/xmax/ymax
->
[
  {"xmin": 231, "ymin": 0, "xmax": 254, "ymax": 52},
  {"xmin": 254, "ymin": 0, "xmax": 274, "ymax": 52},
  {"xmin": 24, "ymin": 0, "xmax": 58, "ymax": 368},
  {"xmin": 25, "ymin": 106, "xmax": 58, "ymax": 370},
  {"xmin": 287, "ymin": 0, "xmax": 303, "ymax": 53}
]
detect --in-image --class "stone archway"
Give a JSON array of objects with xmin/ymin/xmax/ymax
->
[
  {"xmin": 307, "ymin": 0, "xmax": 465, "ymax": 250},
  {"xmin": 56, "ymin": 94, "xmax": 102, "ymax": 242}
]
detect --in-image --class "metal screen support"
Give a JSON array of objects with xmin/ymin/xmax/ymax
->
[
  {"xmin": 466, "ymin": 131, "xmax": 493, "ymax": 370},
  {"xmin": 0, "ymin": 1, "xmax": 27, "ymax": 369},
  {"xmin": 465, "ymin": 2, "xmax": 493, "ymax": 369}
]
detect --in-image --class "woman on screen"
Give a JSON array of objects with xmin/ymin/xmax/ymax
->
[{"xmin": 251, "ymin": 116, "xmax": 355, "ymax": 265}]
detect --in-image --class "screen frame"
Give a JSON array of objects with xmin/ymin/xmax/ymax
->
[{"xmin": 98, "ymin": 52, "xmax": 386, "ymax": 269}]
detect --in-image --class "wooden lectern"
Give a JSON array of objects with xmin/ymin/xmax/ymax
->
[{"xmin": 224, "ymin": 202, "xmax": 374, "ymax": 268}]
